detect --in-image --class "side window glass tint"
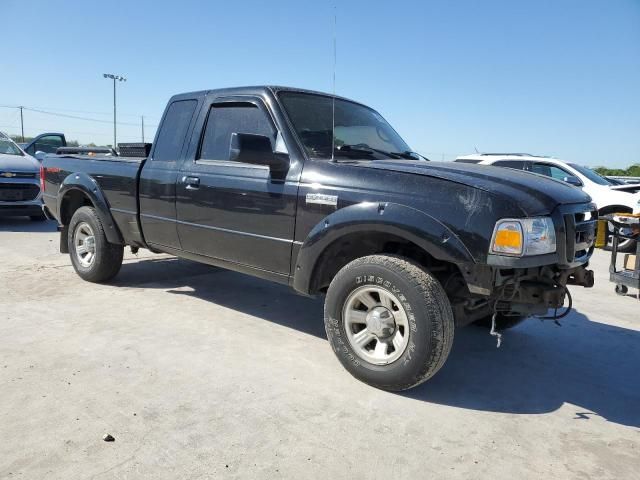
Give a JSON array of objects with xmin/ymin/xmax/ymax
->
[
  {"xmin": 199, "ymin": 104, "xmax": 274, "ymax": 161},
  {"xmin": 153, "ymin": 100, "xmax": 197, "ymax": 161},
  {"xmin": 493, "ymin": 160, "xmax": 525, "ymax": 170},
  {"xmin": 548, "ymin": 166, "xmax": 571, "ymax": 181},
  {"xmin": 34, "ymin": 135, "xmax": 63, "ymax": 154},
  {"xmin": 530, "ymin": 163, "xmax": 552, "ymax": 177}
]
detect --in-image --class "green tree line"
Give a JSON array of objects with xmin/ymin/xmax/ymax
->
[{"xmin": 594, "ymin": 164, "xmax": 640, "ymax": 177}]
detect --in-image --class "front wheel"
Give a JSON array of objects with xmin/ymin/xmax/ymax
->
[
  {"xmin": 324, "ymin": 255, "xmax": 454, "ymax": 391},
  {"xmin": 68, "ymin": 206, "xmax": 124, "ymax": 283}
]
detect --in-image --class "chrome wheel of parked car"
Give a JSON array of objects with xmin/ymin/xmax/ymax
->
[
  {"xmin": 343, "ymin": 285, "xmax": 410, "ymax": 365},
  {"xmin": 605, "ymin": 222, "xmax": 636, "ymax": 253},
  {"xmin": 73, "ymin": 221, "xmax": 96, "ymax": 267}
]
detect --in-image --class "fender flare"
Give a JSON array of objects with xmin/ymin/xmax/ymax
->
[
  {"xmin": 57, "ymin": 172, "xmax": 124, "ymax": 245},
  {"xmin": 292, "ymin": 202, "xmax": 474, "ymax": 294}
]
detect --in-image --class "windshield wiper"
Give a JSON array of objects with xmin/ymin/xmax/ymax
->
[
  {"xmin": 342, "ymin": 145, "xmax": 430, "ymax": 161},
  {"xmin": 404, "ymin": 151, "xmax": 430, "ymax": 161},
  {"xmin": 337, "ymin": 144, "xmax": 409, "ymax": 160}
]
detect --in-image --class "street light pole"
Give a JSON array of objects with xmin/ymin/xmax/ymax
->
[
  {"xmin": 103, "ymin": 73, "xmax": 126, "ymax": 150},
  {"xmin": 19, "ymin": 106, "xmax": 24, "ymax": 142}
]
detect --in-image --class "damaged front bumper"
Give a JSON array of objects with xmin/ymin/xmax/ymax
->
[{"xmin": 452, "ymin": 203, "xmax": 597, "ymax": 325}]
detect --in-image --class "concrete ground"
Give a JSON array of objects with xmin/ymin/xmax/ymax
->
[{"xmin": 0, "ymin": 217, "xmax": 638, "ymax": 479}]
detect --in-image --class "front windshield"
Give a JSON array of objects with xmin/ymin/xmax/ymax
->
[
  {"xmin": 567, "ymin": 163, "xmax": 611, "ymax": 186},
  {"xmin": 278, "ymin": 92, "xmax": 412, "ymax": 160},
  {"xmin": 0, "ymin": 137, "xmax": 24, "ymax": 156}
]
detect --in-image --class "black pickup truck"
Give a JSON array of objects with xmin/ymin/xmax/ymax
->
[{"xmin": 42, "ymin": 86, "xmax": 596, "ymax": 391}]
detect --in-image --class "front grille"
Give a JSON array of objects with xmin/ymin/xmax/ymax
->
[
  {"xmin": 563, "ymin": 207, "xmax": 597, "ymax": 263},
  {"xmin": 0, "ymin": 171, "xmax": 36, "ymax": 179},
  {"xmin": 0, "ymin": 183, "xmax": 40, "ymax": 202}
]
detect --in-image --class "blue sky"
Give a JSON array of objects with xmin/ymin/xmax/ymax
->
[{"xmin": 1, "ymin": 0, "xmax": 639, "ymax": 167}]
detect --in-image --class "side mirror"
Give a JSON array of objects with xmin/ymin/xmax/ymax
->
[
  {"xmin": 563, "ymin": 175, "xmax": 582, "ymax": 187},
  {"xmin": 229, "ymin": 133, "xmax": 289, "ymax": 172},
  {"xmin": 34, "ymin": 151, "xmax": 47, "ymax": 162}
]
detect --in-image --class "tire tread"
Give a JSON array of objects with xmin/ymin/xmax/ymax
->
[
  {"xmin": 68, "ymin": 206, "xmax": 123, "ymax": 283},
  {"xmin": 325, "ymin": 254, "xmax": 455, "ymax": 391}
]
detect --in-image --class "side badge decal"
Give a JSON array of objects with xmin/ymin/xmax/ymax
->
[{"xmin": 306, "ymin": 193, "xmax": 338, "ymax": 207}]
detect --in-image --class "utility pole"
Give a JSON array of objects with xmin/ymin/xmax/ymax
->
[
  {"xmin": 141, "ymin": 115, "xmax": 145, "ymax": 143},
  {"xmin": 102, "ymin": 73, "xmax": 126, "ymax": 150},
  {"xmin": 19, "ymin": 106, "xmax": 24, "ymax": 142}
]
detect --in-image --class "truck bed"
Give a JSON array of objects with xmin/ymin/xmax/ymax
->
[{"xmin": 42, "ymin": 154, "xmax": 145, "ymax": 245}]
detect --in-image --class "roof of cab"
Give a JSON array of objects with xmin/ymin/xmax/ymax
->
[{"xmin": 168, "ymin": 85, "xmax": 365, "ymax": 106}]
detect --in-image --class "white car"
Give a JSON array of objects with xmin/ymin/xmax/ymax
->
[{"xmin": 455, "ymin": 153, "xmax": 640, "ymax": 251}]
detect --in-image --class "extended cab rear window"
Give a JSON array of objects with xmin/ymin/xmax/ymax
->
[{"xmin": 153, "ymin": 100, "xmax": 197, "ymax": 161}]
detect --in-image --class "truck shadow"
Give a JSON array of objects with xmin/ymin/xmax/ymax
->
[
  {"xmin": 405, "ymin": 310, "xmax": 640, "ymax": 429},
  {"xmin": 114, "ymin": 257, "xmax": 640, "ymax": 429},
  {"xmin": 112, "ymin": 256, "xmax": 327, "ymax": 338},
  {"xmin": 0, "ymin": 217, "xmax": 57, "ymax": 233}
]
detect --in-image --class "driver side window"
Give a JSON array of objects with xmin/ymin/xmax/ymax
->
[{"xmin": 198, "ymin": 103, "xmax": 274, "ymax": 162}]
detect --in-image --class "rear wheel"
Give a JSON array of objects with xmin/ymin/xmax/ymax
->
[
  {"xmin": 324, "ymin": 255, "xmax": 454, "ymax": 391},
  {"xmin": 68, "ymin": 206, "xmax": 123, "ymax": 283}
]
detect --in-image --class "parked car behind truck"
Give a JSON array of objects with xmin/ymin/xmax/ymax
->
[
  {"xmin": 456, "ymin": 153, "xmax": 640, "ymax": 252},
  {"xmin": 0, "ymin": 132, "xmax": 46, "ymax": 220},
  {"xmin": 18, "ymin": 132, "xmax": 67, "ymax": 157},
  {"xmin": 43, "ymin": 86, "xmax": 597, "ymax": 391}
]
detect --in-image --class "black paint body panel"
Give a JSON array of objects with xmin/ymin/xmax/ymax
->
[{"xmin": 42, "ymin": 86, "xmax": 594, "ymax": 295}]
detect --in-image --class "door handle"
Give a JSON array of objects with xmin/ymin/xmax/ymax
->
[{"xmin": 183, "ymin": 176, "xmax": 200, "ymax": 190}]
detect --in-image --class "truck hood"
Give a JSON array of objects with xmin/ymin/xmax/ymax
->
[
  {"xmin": 356, "ymin": 160, "xmax": 592, "ymax": 216},
  {"xmin": 0, "ymin": 153, "xmax": 39, "ymax": 172}
]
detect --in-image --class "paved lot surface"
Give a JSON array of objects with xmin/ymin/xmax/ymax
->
[{"xmin": 1, "ymin": 218, "xmax": 638, "ymax": 479}]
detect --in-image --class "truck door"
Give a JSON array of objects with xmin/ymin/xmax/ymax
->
[
  {"xmin": 24, "ymin": 133, "xmax": 66, "ymax": 156},
  {"xmin": 139, "ymin": 99, "xmax": 199, "ymax": 249},
  {"xmin": 175, "ymin": 97, "xmax": 297, "ymax": 274}
]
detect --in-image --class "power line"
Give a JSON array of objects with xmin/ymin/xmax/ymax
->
[
  {"xmin": 0, "ymin": 105, "xmax": 158, "ymax": 127},
  {"xmin": 0, "ymin": 104, "xmax": 157, "ymax": 119},
  {"xmin": 27, "ymin": 106, "xmax": 157, "ymax": 127}
]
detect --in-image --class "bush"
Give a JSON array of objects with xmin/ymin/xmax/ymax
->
[{"xmin": 594, "ymin": 164, "xmax": 640, "ymax": 177}]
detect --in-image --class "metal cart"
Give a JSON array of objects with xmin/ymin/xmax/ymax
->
[{"xmin": 597, "ymin": 213, "xmax": 640, "ymax": 295}]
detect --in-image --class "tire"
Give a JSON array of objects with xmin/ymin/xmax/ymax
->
[
  {"xmin": 324, "ymin": 255, "xmax": 454, "ymax": 391},
  {"xmin": 604, "ymin": 236, "xmax": 636, "ymax": 253},
  {"xmin": 29, "ymin": 213, "xmax": 47, "ymax": 221},
  {"xmin": 602, "ymin": 216, "xmax": 636, "ymax": 253},
  {"xmin": 473, "ymin": 313, "xmax": 527, "ymax": 330},
  {"xmin": 68, "ymin": 206, "xmax": 124, "ymax": 283},
  {"xmin": 615, "ymin": 284, "xmax": 628, "ymax": 296}
]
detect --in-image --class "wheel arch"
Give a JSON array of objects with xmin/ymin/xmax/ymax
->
[
  {"xmin": 598, "ymin": 204, "xmax": 633, "ymax": 215},
  {"xmin": 58, "ymin": 173, "xmax": 124, "ymax": 245},
  {"xmin": 292, "ymin": 202, "xmax": 474, "ymax": 295}
]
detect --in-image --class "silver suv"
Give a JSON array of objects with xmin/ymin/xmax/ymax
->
[{"xmin": 0, "ymin": 132, "xmax": 45, "ymax": 221}]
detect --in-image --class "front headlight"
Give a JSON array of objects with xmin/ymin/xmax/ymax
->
[{"xmin": 490, "ymin": 217, "xmax": 556, "ymax": 257}]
